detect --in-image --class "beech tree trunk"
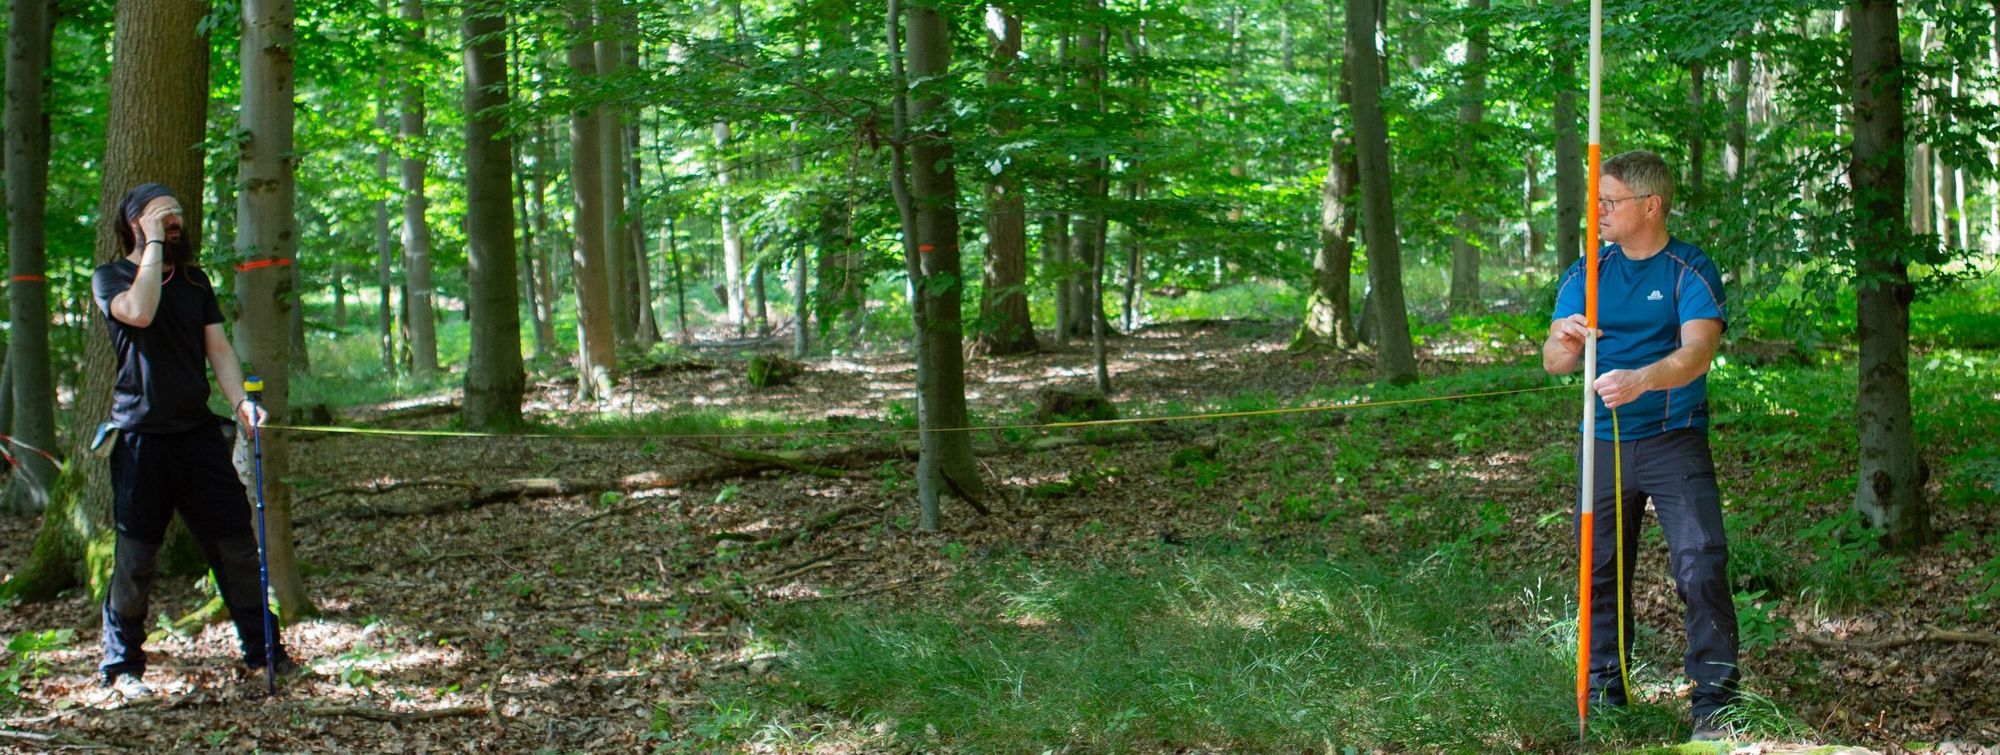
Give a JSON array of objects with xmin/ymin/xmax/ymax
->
[
  {"xmin": 1345, "ymin": 0, "xmax": 1418, "ymax": 385},
  {"xmin": 461, "ymin": 0, "xmax": 525, "ymax": 429},
  {"xmin": 595, "ymin": 9, "xmax": 634, "ymax": 345},
  {"xmin": 1446, "ymin": 0, "xmax": 1488, "ymax": 314},
  {"xmin": 235, "ymin": 0, "xmax": 312, "ymax": 618},
  {"xmin": 1295, "ymin": 56, "xmax": 1361, "ymax": 352},
  {"xmin": 567, "ymin": 0, "xmax": 617, "ymax": 399},
  {"xmin": 398, "ymin": 0, "xmax": 438, "ymax": 377},
  {"xmin": 3, "ymin": 0, "xmax": 58, "ymax": 514},
  {"xmin": 1849, "ymin": 0, "xmax": 1932, "ymax": 550},
  {"xmin": 975, "ymin": 7, "xmax": 1038, "ymax": 356}
]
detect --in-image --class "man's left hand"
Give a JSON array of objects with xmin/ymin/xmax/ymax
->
[
  {"xmin": 236, "ymin": 399, "xmax": 268, "ymax": 430},
  {"xmin": 1593, "ymin": 369, "xmax": 1650, "ymax": 409}
]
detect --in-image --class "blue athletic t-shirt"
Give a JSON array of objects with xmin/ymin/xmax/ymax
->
[{"xmin": 1552, "ymin": 237, "xmax": 1727, "ymax": 441}]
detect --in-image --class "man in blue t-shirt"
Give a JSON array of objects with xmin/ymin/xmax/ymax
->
[{"xmin": 1543, "ymin": 151, "xmax": 1740, "ymax": 742}]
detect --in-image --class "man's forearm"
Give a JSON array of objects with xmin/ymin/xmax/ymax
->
[
  {"xmin": 1633, "ymin": 344, "xmax": 1715, "ymax": 393},
  {"xmin": 210, "ymin": 347, "xmax": 249, "ymax": 408},
  {"xmin": 1543, "ymin": 338, "xmax": 1580, "ymax": 375}
]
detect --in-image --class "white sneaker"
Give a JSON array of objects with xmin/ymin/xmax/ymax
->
[{"xmin": 107, "ymin": 673, "xmax": 153, "ymax": 700}]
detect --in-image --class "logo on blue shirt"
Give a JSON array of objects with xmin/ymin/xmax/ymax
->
[{"xmin": 1647, "ymin": 290, "xmax": 1664, "ymax": 301}]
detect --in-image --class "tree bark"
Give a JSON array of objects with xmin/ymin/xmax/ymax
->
[
  {"xmin": 1523, "ymin": 150, "xmax": 1545, "ymax": 265},
  {"xmin": 894, "ymin": 0, "xmax": 984, "ymax": 531},
  {"xmin": 1848, "ymin": 0, "xmax": 1932, "ymax": 550},
  {"xmin": 374, "ymin": 68, "xmax": 396, "ymax": 376},
  {"xmin": 3, "ymin": 0, "xmax": 58, "ymax": 515},
  {"xmin": 530, "ymin": 114, "xmax": 559, "ymax": 352},
  {"xmin": 714, "ymin": 120, "xmax": 747, "ymax": 331},
  {"xmin": 1295, "ymin": 58, "xmax": 1361, "ymax": 351},
  {"xmin": 1551, "ymin": 0, "xmax": 1583, "ymax": 271},
  {"xmin": 234, "ymin": 0, "xmax": 312, "ymax": 618},
  {"xmin": 1345, "ymin": 0, "xmax": 1418, "ymax": 385},
  {"xmin": 567, "ymin": 0, "xmax": 617, "ymax": 399},
  {"xmin": 595, "ymin": 6, "xmax": 633, "ymax": 345},
  {"xmin": 397, "ymin": 0, "xmax": 438, "ymax": 377},
  {"xmin": 975, "ymin": 7, "xmax": 1037, "ymax": 356},
  {"xmin": 461, "ymin": 0, "xmax": 525, "ymax": 430},
  {"xmin": 1447, "ymin": 0, "xmax": 1488, "ymax": 315}
]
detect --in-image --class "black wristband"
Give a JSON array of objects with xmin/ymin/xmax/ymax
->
[{"xmin": 145, "ymin": 239, "xmax": 165, "ymax": 247}]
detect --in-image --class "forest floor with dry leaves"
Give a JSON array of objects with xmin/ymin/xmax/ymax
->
[{"xmin": 4, "ymin": 321, "xmax": 1997, "ymax": 753}]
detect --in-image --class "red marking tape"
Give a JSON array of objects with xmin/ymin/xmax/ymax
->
[{"xmin": 235, "ymin": 258, "xmax": 293, "ymax": 272}]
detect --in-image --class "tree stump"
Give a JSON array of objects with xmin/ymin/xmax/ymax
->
[{"xmin": 747, "ymin": 354, "xmax": 803, "ymax": 388}]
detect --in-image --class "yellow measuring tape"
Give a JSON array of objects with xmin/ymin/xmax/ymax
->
[
  {"xmin": 1612, "ymin": 407, "xmax": 1631, "ymax": 699},
  {"xmin": 262, "ymin": 384, "xmax": 1570, "ymax": 442}
]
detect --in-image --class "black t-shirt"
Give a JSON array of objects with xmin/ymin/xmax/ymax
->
[{"xmin": 92, "ymin": 259, "xmax": 225, "ymax": 434}]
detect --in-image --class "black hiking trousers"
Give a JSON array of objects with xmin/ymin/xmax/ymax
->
[
  {"xmin": 1575, "ymin": 428, "xmax": 1741, "ymax": 718},
  {"xmin": 100, "ymin": 423, "xmax": 285, "ymax": 682}
]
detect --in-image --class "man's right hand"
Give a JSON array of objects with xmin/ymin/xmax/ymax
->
[
  {"xmin": 138, "ymin": 202, "xmax": 178, "ymax": 252},
  {"xmin": 1549, "ymin": 314, "xmax": 1592, "ymax": 355}
]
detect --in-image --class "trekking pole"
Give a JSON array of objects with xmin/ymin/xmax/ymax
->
[{"xmin": 244, "ymin": 376, "xmax": 277, "ymax": 697}]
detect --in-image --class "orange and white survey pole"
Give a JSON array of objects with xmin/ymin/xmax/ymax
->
[{"xmin": 1575, "ymin": 0, "xmax": 1604, "ymax": 741}]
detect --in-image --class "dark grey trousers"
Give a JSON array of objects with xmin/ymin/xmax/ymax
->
[
  {"xmin": 1575, "ymin": 428, "xmax": 1740, "ymax": 718},
  {"xmin": 100, "ymin": 424, "xmax": 283, "ymax": 682}
]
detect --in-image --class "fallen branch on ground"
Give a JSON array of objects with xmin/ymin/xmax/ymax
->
[
  {"xmin": 0, "ymin": 728, "xmax": 120, "ymax": 750},
  {"xmin": 299, "ymin": 478, "xmax": 480, "ymax": 504},
  {"xmin": 1803, "ymin": 627, "xmax": 2000, "ymax": 652},
  {"xmin": 299, "ymin": 704, "xmax": 487, "ymax": 722}
]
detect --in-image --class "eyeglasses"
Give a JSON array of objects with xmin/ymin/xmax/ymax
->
[{"xmin": 1598, "ymin": 194, "xmax": 1653, "ymax": 213}]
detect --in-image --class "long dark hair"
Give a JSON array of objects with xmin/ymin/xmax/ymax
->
[{"xmin": 115, "ymin": 183, "xmax": 195, "ymax": 266}]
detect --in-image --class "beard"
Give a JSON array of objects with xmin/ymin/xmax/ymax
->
[{"xmin": 162, "ymin": 233, "xmax": 195, "ymax": 267}]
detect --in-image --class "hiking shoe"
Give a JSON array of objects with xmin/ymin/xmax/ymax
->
[
  {"xmin": 1689, "ymin": 714, "xmax": 1733, "ymax": 742},
  {"xmin": 105, "ymin": 673, "xmax": 153, "ymax": 701}
]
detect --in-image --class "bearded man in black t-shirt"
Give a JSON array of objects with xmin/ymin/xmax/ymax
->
[{"xmin": 89, "ymin": 183, "xmax": 295, "ymax": 699}]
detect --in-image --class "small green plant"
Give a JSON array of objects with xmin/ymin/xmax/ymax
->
[
  {"xmin": 2, "ymin": 629, "xmax": 74, "ymax": 709},
  {"xmin": 202, "ymin": 727, "xmax": 237, "ymax": 747},
  {"xmin": 505, "ymin": 572, "xmax": 537, "ymax": 598},
  {"xmin": 942, "ymin": 541, "xmax": 969, "ymax": 563},
  {"xmin": 714, "ymin": 484, "xmax": 743, "ymax": 505},
  {"xmin": 1733, "ymin": 590, "xmax": 1783, "ymax": 649}
]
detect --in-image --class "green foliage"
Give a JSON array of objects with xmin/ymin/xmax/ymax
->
[
  {"xmin": 746, "ymin": 546, "xmax": 1695, "ymax": 752},
  {"xmin": 2, "ymin": 629, "xmax": 74, "ymax": 710}
]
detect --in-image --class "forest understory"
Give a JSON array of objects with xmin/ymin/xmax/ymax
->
[{"xmin": 3, "ymin": 323, "xmax": 1996, "ymax": 753}]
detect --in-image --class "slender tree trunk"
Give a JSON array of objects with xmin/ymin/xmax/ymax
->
[
  {"xmin": 530, "ymin": 115, "xmax": 559, "ymax": 352},
  {"xmin": 667, "ymin": 216, "xmax": 689, "ymax": 341},
  {"xmin": 975, "ymin": 6, "xmax": 1037, "ymax": 356},
  {"xmin": 752, "ymin": 263, "xmax": 769, "ymax": 336},
  {"xmin": 462, "ymin": 0, "xmax": 525, "ymax": 429},
  {"xmin": 1523, "ymin": 150, "xmax": 1545, "ymax": 265},
  {"xmin": 1295, "ymin": 57, "xmax": 1361, "ymax": 351},
  {"xmin": 6, "ymin": 0, "xmax": 211, "ymax": 603},
  {"xmin": 235, "ymin": 0, "xmax": 312, "ymax": 618},
  {"xmin": 1346, "ymin": 0, "xmax": 1417, "ymax": 384},
  {"xmin": 375, "ymin": 93, "xmax": 396, "ymax": 376},
  {"xmin": 714, "ymin": 121, "xmax": 747, "ymax": 330},
  {"xmin": 3, "ymin": 0, "xmax": 58, "ymax": 514},
  {"xmin": 596, "ymin": 8, "xmax": 633, "ymax": 345},
  {"xmin": 628, "ymin": 64, "xmax": 658, "ymax": 347},
  {"xmin": 894, "ymin": 0, "xmax": 983, "ymax": 531},
  {"xmin": 398, "ymin": 0, "xmax": 438, "ymax": 377},
  {"xmin": 1687, "ymin": 60, "xmax": 1706, "ymax": 207},
  {"xmin": 332, "ymin": 264, "xmax": 347, "ymax": 328},
  {"xmin": 1849, "ymin": 0, "xmax": 1931, "ymax": 550},
  {"xmin": 567, "ymin": 0, "xmax": 616, "ymax": 399},
  {"xmin": 1447, "ymin": 0, "xmax": 1488, "ymax": 314},
  {"xmin": 1067, "ymin": 18, "xmax": 1110, "ymax": 343},
  {"xmin": 1551, "ymin": 0, "xmax": 1583, "ymax": 271}
]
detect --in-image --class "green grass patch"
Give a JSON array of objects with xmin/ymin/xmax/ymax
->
[{"xmin": 709, "ymin": 544, "xmax": 1796, "ymax": 752}]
